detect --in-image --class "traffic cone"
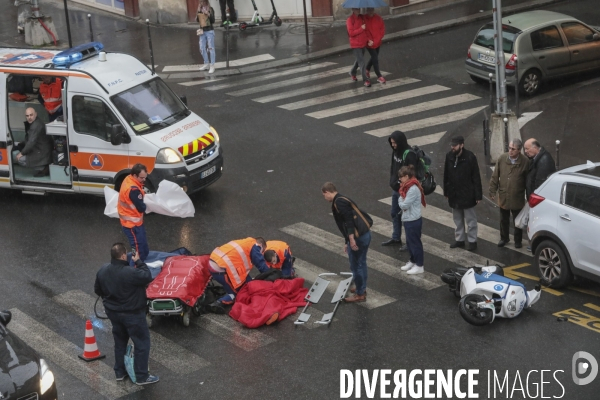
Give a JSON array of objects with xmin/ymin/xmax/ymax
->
[{"xmin": 78, "ymin": 320, "xmax": 106, "ymax": 362}]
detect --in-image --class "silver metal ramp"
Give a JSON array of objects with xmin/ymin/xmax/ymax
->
[{"xmin": 294, "ymin": 273, "xmax": 334, "ymax": 325}]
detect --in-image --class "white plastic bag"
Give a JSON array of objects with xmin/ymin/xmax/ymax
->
[
  {"xmin": 515, "ymin": 203, "xmax": 530, "ymax": 229},
  {"xmin": 103, "ymin": 186, "xmax": 120, "ymax": 218}
]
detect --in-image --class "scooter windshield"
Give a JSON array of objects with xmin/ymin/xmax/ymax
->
[{"xmin": 111, "ymin": 77, "xmax": 190, "ymax": 135}]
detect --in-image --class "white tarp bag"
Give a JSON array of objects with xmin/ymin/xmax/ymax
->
[
  {"xmin": 515, "ymin": 203, "xmax": 530, "ymax": 230},
  {"xmin": 103, "ymin": 180, "xmax": 195, "ymax": 219}
]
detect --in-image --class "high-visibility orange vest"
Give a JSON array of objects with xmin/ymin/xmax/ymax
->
[
  {"xmin": 265, "ymin": 240, "xmax": 291, "ymax": 270},
  {"xmin": 39, "ymin": 78, "xmax": 63, "ymax": 114},
  {"xmin": 117, "ymin": 175, "xmax": 144, "ymax": 228},
  {"xmin": 210, "ymin": 238, "xmax": 256, "ymax": 290}
]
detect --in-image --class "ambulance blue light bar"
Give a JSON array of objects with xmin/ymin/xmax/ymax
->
[{"xmin": 52, "ymin": 42, "xmax": 104, "ymax": 67}]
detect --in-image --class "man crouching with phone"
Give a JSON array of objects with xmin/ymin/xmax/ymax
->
[{"xmin": 94, "ymin": 243, "xmax": 158, "ymax": 385}]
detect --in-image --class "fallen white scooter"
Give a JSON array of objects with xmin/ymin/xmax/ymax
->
[{"xmin": 442, "ymin": 265, "xmax": 542, "ymax": 326}]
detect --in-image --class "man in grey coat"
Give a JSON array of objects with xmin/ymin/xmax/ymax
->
[
  {"xmin": 489, "ymin": 139, "xmax": 530, "ymax": 248},
  {"xmin": 15, "ymin": 107, "xmax": 53, "ymax": 177}
]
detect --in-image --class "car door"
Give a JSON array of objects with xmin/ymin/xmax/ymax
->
[
  {"xmin": 558, "ymin": 182, "xmax": 600, "ymax": 275},
  {"xmin": 528, "ymin": 24, "xmax": 571, "ymax": 78},
  {"xmin": 560, "ymin": 21, "xmax": 600, "ymax": 72}
]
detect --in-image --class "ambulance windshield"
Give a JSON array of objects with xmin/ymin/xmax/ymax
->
[{"xmin": 111, "ymin": 78, "xmax": 189, "ymax": 135}]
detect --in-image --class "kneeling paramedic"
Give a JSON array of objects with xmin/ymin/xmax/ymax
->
[
  {"xmin": 264, "ymin": 240, "xmax": 295, "ymax": 278},
  {"xmin": 209, "ymin": 237, "xmax": 270, "ymax": 309}
]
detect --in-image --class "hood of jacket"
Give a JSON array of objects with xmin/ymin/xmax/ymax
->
[{"xmin": 389, "ymin": 130, "xmax": 410, "ymax": 156}]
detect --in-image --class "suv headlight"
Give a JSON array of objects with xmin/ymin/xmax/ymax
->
[
  {"xmin": 156, "ymin": 148, "xmax": 184, "ymax": 164},
  {"xmin": 209, "ymin": 126, "xmax": 220, "ymax": 144},
  {"xmin": 40, "ymin": 358, "xmax": 55, "ymax": 395}
]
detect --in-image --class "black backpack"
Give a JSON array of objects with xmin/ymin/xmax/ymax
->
[{"xmin": 403, "ymin": 146, "xmax": 436, "ymax": 195}]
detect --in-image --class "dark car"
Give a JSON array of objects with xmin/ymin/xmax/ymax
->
[{"xmin": 0, "ymin": 311, "xmax": 58, "ymax": 400}]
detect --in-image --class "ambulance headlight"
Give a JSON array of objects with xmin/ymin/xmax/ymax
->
[
  {"xmin": 209, "ymin": 126, "xmax": 220, "ymax": 144},
  {"xmin": 156, "ymin": 148, "xmax": 184, "ymax": 164},
  {"xmin": 40, "ymin": 359, "xmax": 55, "ymax": 395}
]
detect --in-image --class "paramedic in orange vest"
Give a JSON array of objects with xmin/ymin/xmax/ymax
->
[
  {"xmin": 209, "ymin": 237, "xmax": 270, "ymax": 307},
  {"xmin": 38, "ymin": 76, "xmax": 63, "ymax": 122},
  {"xmin": 264, "ymin": 240, "xmax": 295, "ymax": 278},
  {"xmin": 118, "ymin": 164, "xmax": 150, "ymax": 262}
]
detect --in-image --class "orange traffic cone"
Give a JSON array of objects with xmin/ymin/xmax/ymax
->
[{"xmin": 78, "ymin": 320, "xmax": 106, "ymax": 362}]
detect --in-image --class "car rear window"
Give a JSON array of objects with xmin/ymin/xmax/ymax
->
[
  {"xmin": 564, "ymin": 183, "xmax": 600, "ymax": 217},
  {"xmin": 474, "ymin": 23, "xmax": 520, "ymax": 53}
]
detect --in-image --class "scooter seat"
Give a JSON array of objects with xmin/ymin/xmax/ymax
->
[{"xmin": 474, "ymin": 272, "xmax": 526, "ymax": 291}]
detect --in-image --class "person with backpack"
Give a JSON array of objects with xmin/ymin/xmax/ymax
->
[
  {"xmin": 347, "ymin": 8, "xmax": 371, "ymax": 87},
  {"xmin": 384, "ymin": 131, "xmax": 417, "ymax": 250},
  {"xmin": 197, "ymin": 1, "xmax": 216, "ymax": 74},
  {"xmin": 398, "ymin": 166, "xmax": 427, "ymax": 275}
]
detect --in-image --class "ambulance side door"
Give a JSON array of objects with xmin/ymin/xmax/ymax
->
[{"xmin": 67, "ymin": 93, "xmax": 129, "ymax": 194}]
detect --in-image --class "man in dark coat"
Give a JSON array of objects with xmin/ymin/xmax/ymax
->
[
  {"xmin": 443, "ymin": 136, "xmax": 482, "ymax": 251},
  {"xmin": 524, "ymin": 138, "xmax": 556, "ymax": 199},
  {"xmin": 14, "ymin": 107, "xmax": 53, "ymax": 177},
  {"xmin": 383, "ymin": 130, "xmax": 417, "ymax": 250}
]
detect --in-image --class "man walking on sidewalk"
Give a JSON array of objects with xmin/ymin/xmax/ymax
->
[
  {"xmin": 489, "ymin": 139, "xmax": 530, "ymax": 248},
  {"xmin": 443, "ymin": 136, "xmax": 482, "ymax": 251}
]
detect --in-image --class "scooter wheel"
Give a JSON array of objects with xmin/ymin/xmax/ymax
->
[
  {"xmin": 239, "ymin": 22, "xmax": 247, "ymax": 31},
  {"xmin": 275, "ymin": 17, "xmax": 282, "ymax": 27},
  {"xmin": 458, "ymin": 294, "xmax": 493, "ymax": 326}
]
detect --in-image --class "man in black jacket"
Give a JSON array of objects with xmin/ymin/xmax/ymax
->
[
  {"xmin": 94, "ymin": 243, "xmax": 158, "ymax": 386},
  {"xmin": 524, "ymin": 138, "xmax": 556, "ymax": 199},
  {"xmin": 14, "ymin": 108, "xmax": 53, "ymax": 177},
  {"xmin": 322, "ymin": 182, "xmax": 371, "ymax": 303},
  {"xmin": 384, "ymin": 130, "xmax": 417, "ymax": 250},
  {"xmin": 443, "ymin": 136, "xmax": 482, "ymax": 251}
]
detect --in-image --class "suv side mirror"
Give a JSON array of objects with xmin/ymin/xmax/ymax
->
[
  {"xmin": 110, "ymin": 124, "xmax": 130, "ymax": 146},
  {"xmin": 0, "ymin": 310, "xmax": 12, "ymax": 326}
]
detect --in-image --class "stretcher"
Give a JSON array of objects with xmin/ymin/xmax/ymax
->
[
  {"xmin": 146, "ymin": 254, "xmax": 212, "ymax": 327},
  {"xmin": 294, "ymin": 272, "xmax": 353, "ymax": 326}
]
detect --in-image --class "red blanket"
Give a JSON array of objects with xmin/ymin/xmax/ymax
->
[{"xmin": 230, "ymin": 278, "xmax": 308, "ymax": 328}]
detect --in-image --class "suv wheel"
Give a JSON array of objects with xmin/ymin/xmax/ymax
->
[{"xmin": 535, "ymin": 240, "xmax": 573, "ymax": 288}]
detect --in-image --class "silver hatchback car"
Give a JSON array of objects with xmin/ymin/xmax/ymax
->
[{"xmin": 465, "ymin": 11, "xmax": 600, "ymax": 95}]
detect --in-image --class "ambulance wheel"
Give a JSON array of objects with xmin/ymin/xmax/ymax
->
[
  {"xmin": 182, "ymin": 310, "xmax": 191, "ymax": 327},
  {"xmin": 146, "ymin": 314, "xmax": 154, "ymax": 328},
  {"xmin": 275, "ymin": 17, "xmax": 282, "ymax": 27},
  {"xmin": 239, "ymin": 22, "xmax": 247, "ymax": 31},
  {"xmin": 458, "ymin": 294, "xmax": 493, "ymax": 326}
]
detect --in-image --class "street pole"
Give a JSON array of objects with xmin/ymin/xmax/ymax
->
[
  {"xmin": 226, "ymin": 11, "xmax": 230, "ymax": 69},
  {"xmin": 63, "ymin": 0, "xmax": 73, "ymax": 48},
  {"xmin": 302, "ymin": 0, "xmax": 309, "ymax": 48},
  {"xmin": 492, "ymin": 0, "xmax": 507, "ymax": 115},
  {"xmin": 146, "ymin": 20, "xmax": 155, "ymax": 75},
  {"xmin": 555, "ymin": 140, "xmax": 561, "ymax": 170},
  {"xmin": 514, "ymin": 55, "xmax": 520, "ymax": 118},
  {"xmin": 503, "ymin": 117, "xmax": 509, "ymax": 152},
  {"xmin": 88, "ymin": 14, "xmax": 94, "ymax": 43}
]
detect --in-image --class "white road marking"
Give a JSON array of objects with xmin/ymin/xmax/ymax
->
[
  {"xmin": 278, "ymin": 77, "xmax": 420, "ymax": 110},
  {"xmin": 280, "ymin": 223, "xmax": 443, "ymax": 290},
  {"xmin": 336, "ymin": 94, "xmax": 481, "ymax": 128},
  {"xmin": 518, "ymin": 111, "xmax": 543, "ymax": 129},
  {"xmin": 306, "ymin": 85, "xmax": 451, "ymax": 119},
  {"xmin": 163, "ymin": 54, "xmax": 275, "ymax": 72},
  {"xmin": 204, "ymin": 62, "xmax": 337, "ymax": 91},
  {"xmin": 378, "ymin": 198, "xmax": 531, "ymax": 256},
  {"xmin": 365, "ymin": 106, "xmax": 487, "ymax": 137},
  {"xmin": 294, "ymin": 258, "xmax": 397, "ymax": 309},
  {"xmin": 53, "ymin": 290, "xmax": 210, "ymax": 374},
  {"xmin": 194, "ymin": 314, "xmax": 276, "ymax": 351},
  {"xmin": 179, "ymin": 78, "xmax": 224, "ymax": 87},
  {"xmin": 9, "ymin": 309, "xmax": 142, "ymax": 399},
  {"xmin": 252, "ymin": 72, "xmax": 391, "ymax": 103},
  {"xmin": 409, "ymin": 131, "xmax": 446, "ymax": 147}
]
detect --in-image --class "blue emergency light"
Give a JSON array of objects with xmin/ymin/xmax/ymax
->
[{"xmin": 52, "ymin": 42, "xmax": 104, "ymax": 67}]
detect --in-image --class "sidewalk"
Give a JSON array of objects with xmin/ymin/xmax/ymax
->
[{"xmin": 1, "ymin": 0, "xmax": 565, "ymax": 77}]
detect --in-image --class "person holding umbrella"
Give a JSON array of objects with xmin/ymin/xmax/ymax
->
[
  {"xmin": 344, "ymin": 3, "xmax": 370, "ymax": 87},
  {"xmin": 348, "ymin": 2, "xmax": 387, "ymax": 85}
]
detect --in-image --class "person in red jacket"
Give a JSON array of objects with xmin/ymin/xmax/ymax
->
[
  {"xmin": 347, "ymin": 8, "xmax": 371, "ymax": 87},
  {"xmin": 365, "ymin": 8, "xmax": 386, "ymax": 84}
]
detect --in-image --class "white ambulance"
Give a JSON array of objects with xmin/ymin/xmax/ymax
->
[{"xmin": 0, "ymin": 42, "xmax": 223, "ymax": 195}]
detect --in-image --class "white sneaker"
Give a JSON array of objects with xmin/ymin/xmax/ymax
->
[
  {"xmin": 199, "ymin": 64, "xmax": 209, "ymax": 71},
  {"xmin": 208, "ymin": 65, "xmax": 215, "ymax": 74},
  {"xmin": 401, "ymin": 261, "xmax": 415, "ymax": 271},
  {"xmin": 407, "ymin": 266, "xmax": 424, "ymax": 275}
]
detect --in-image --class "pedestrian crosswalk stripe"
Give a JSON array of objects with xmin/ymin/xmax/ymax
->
[
  {"xmin": 368, "ymin": 215, "xmax": 504, "ymax": 268},
  {"xmin": 204, "ymin": 62, "xmax": 337, "ymax": 91},
  {"xmin": 9, "ymin": 308, "xmax": 142, "ymax": 399},
  {"xmin": 306, "ymin": 85, "xmax": 451, "ymax": 119},
  {"xmin": 281, "ymin": 222, "xmax": 443, "ymax": 290},
  {"xmin": 226, "ymin": 67, "xmax": 352, "ymax": 97},
  {"xmin": 336, "ymin": 94, "xmax": 481, "ymax": 128},
  {"xmin": 194, "ymin": 314, "xmax": 276, "ymax": 351},
  {"xmin": 294, "ymin": 258, "xmax": 397, "ymax": 309},
  {"xmin": 164, "ymin": 54, "xmax": 275, "ymax": 72},
  {"xmin": 53, "ymin": 290, "xmax": 210, "ymax": 374},
  {"xmin": 410, "ymin": 131, "xmax": 446, "ymax": 147},
  {"xmin": 252, "ymin": 72, "xmax": 391, "ymax": 103},
  {"xmin": 365, "ymin": 106, "xmax": 486, "ymax": 137},
  {"xmin": 278, "ymin": 77, "xmax": 420, "ymax": 111},
  {"xmin": 378, "ymin": 198, "xmax": 531, "ymax": 256},
  {"xmin": 179, "ymin": 78, "xmax": 224, "ymax": 87}
]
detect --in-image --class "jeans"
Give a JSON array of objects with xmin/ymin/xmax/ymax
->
[
  {"xmin": 365, "ymin": 47, "xmax": 381, "ymax": 77},
  {"xmin": 199, "ymin": 30, "xmax": 216, "ymax": 65},
  {"xmin": 105, "ymin": 309, "xmax": 150, "ymax": 382},
  {"xmin": 500, "ymin": 208, "xmax": 523, "ymax": 243},
  {"xmin": 348, "ymin": 231, "xmax": 371, "ymax": 295},
  {"xmin": 350, "ymin": 48, "xmax": 368, "ymax": 82},
  {"xmin": 122, "ymin": 225, "xmax": 149, "ymax": 262},
  {"xmin": 391, "ymin": 191, "xmax": 403, "ymax": 241},
  {"xmin": 404, "ymin": 218, "xmax": 424, "ymax": 266}
]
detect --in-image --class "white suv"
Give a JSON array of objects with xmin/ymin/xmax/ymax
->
[{"xmin": 528, "ymin": 162, "xmax": 600, "ymax": 287}]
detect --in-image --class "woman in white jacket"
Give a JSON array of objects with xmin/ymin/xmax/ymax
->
[{"xmin": 398, "ymin": 165, "xmax": 427, "ymax": 274}]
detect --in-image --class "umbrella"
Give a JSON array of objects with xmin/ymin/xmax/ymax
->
[{"xmin": 341, "ymin": 0, "xmax": 388, "ymax": 8}]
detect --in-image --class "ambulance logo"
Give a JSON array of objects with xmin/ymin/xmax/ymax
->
[
  {"xmin": 89, "ymin": 154, "xmax": 104, "ymax": 170},
  {"xmin": 1, "ymin": 52, "xmax": 56, "ymax": 65}
]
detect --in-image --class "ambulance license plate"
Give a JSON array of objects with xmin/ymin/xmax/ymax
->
[{"xmin": 201, "ymin": 166, "xmax": 216, "ymax": 179}]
